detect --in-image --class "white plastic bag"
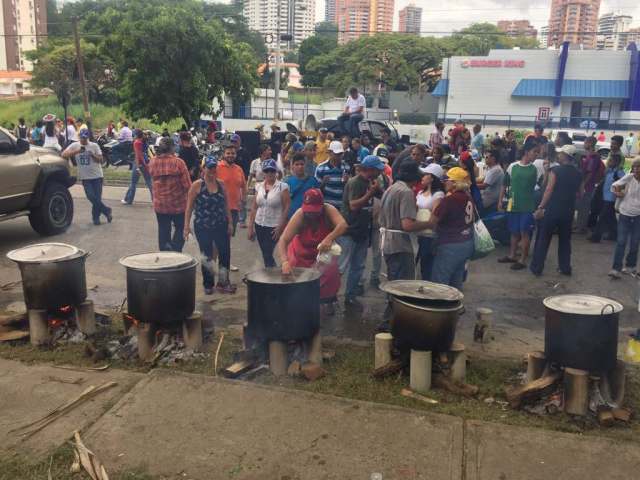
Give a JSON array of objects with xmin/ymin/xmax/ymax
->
[{"xmin": 471, "ymin": 218, "xmax": 495, "ymax": 260}]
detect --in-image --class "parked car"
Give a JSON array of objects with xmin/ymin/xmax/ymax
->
[{"xmin": 0, "ymin": 127, "xmax": 75, "ymax": 235}]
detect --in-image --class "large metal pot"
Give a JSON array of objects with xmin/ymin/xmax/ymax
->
[
  {"xmin": 7, "ymin": 243, "xmax": 88, "ymax": 310},
  {"xmin": 120, "ymin": 252, "xmax": 197, "ymax": 326},
  {"xmin": 245, "ymin": 267, "xmax": 320, "ymax": 341},
  {"xmin": 544, "ymin": 294, "xmax": 622, "ymax": 372}
]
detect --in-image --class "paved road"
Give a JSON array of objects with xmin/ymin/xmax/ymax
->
[{"xmin": 1, "ymin": 186, "xmax": 639, "ymax": 353}]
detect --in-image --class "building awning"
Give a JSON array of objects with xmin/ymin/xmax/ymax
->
[
  {"xmin": 512, "ymin": 79, "xmax": 630, "ymax": 99},
  {"xmin": 431, "ymin": 79, "xmax": 449, "ymax": 97}
]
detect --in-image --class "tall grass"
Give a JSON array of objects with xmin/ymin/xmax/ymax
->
[{"xmin": 0, "ymin": 96, "xmax": 183, "ymax": 132}]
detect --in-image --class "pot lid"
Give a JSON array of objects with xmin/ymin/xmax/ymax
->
[
  {"xmin": 119, "ymin": 252, "xmax": 195, "ymax": 270},
  {"xmin": 543, "ymin": 294, "xmax": 623, "ymax": 315},
  {"xmin": 380, "ymin": 280, "xmax": 464, "ymax": 302},
  {"xmin": 7, "ymin": 243, "xmax": 79, "ymax": 263},
  {"xmin": 245, "ymin": 267, "xmax": 321, "ymax": 284}
]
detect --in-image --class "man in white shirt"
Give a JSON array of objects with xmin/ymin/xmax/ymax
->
[
  {"xmin": 118, "ymin": 121, "xmax": 133, "ymax": 142},
  {"xmin": 338, "ymin": 87, "xmax": 366, "ymax": 138},
  {"xmin": 609, "ymin": 159, "xmax": 640, "ymax": 278}
]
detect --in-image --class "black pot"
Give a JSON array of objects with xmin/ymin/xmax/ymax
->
[
  {"xmin": 121, "ymin": 254, "xmax": 197, "ymax": 326},
  {"xmin": 10, "ymin": 249, "xmax": 88, "ymax": 310},
  {"xmin": 390, "ymin": 296, "xmax": 463, "ymax": 352},
  {"xmin": 544, "ymin": 294, "xmax": 622, "ymax": 372},
  {"xmin": 245, "ymin": 267, "xmax": 320, "ymax": 341}
]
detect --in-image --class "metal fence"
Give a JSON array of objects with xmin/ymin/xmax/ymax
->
[{"xmin": 223, "ymin": 104, "xmax": 395, "ymax": 123}]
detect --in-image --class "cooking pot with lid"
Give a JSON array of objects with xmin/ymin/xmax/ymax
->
[
  {"xmin": 120, "ymin": 252, "xmax": 197, "ymax": 326},
  {"xmin": 544, "ymin": 294, "xmax": 622, "ymax": 372},
  {"xmin": 7, "ymin": 243, "xmax": 89, "ymax": 310},
  {"xmin": 245, "ymin": 267, "xmax": 320, "ymax": 341}
]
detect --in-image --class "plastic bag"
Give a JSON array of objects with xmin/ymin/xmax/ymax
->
[
  {"xmin": 471, "ymin": 218, "xmax": 495, "ymax": 260},
  {"xmin": 624, "ymin": 337, "xmax": 640, "ymax": 364}
]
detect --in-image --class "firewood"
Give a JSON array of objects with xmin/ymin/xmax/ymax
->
[
  {"xmin": 612, "ymin": 407, "xmax": 632, "ymax": 423},
  {"xmin": 505, "ymin": 372, "xmax": 562, "ymax": 409},
  {"xmin": 372, "ymin": 358, "xmax": 405, "ymax": 379},
  {"xmin": 301, "ymin": 362, "xmax": 326, "ymax": 381},
  {"xmin": 223, "ymin": 359, "xmax": 256, "ymax": 378},
  {"xmin": 287, "ymin": 360, "xmax": 302, "ymax": 377},
  {"xmin": 374, "ymin": 333, "xmax": 393, "ymax": 369},
  {"xmin": 400, "ymin": 388, "xmax": 439, "ymax": 405},
  {"xmin": 597, "ymin": 407, "xmax": 615, "ymax": 427},
  {"xmin": 410, "ymin": 350, "xmax": 432, "ymax": 393},
  {"xmin": 0, "ymin": 312, "xmax": 27, "ymax": 327},
  {"xmin": 525, "ymin": 351, "xmax": 547, "ymax": 383},
  {"xmin": 433, "ymin": 373, "xmax": 479, "ymax": 397},
  {"xmin": 0, "ymin": 330, "xmax": 29, "ymax": 342},
  {"xmin": 564, "ymin": 368, "xmax": 589, "ymax": 416}
]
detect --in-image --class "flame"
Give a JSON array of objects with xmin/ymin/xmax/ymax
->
[
  {"xmin": 124, "ymin": 313, "xmax": 140, "ymax": 327},
  {"xmin": 59, "ymin": 305, "xmax": 73, "ymax": 314},
  {"xmin": 48, "ymin": 318, "xmax": 65, "ymax": 328}
]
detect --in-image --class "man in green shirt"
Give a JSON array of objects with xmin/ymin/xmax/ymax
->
[{"xmin": 498, "ymin": 142, "xmax": 538, "ymax": 270}]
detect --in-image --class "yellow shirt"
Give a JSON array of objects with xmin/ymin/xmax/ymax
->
[{"xmin": 315, "ymin": 139, "xmax": 330, "ymax": 164}]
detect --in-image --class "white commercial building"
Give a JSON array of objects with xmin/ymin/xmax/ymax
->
[
  {"xmin": 243, "ymin": 0, "xmax": 315, "ymax": 48},
  {"xmin": 597, "ymin": 12, "xmax": 633, "ymax": 51},
  {"xmin": 432, "ymin": 45, "xmax": 640, "ymax": 129}
]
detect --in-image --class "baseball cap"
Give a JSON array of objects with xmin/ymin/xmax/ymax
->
[
  {"xmin": 420, "ymin": 163, "xmax": 445, "ymax": 179},
  {"xmin": 292, "ymin": 141, "xmax": 305, "ymax": 152},
  {"xmin": 205, "ymin": 155, "xmax": 218, "ymax": 169},
  {"xmin": 230, "ymin": 133, "xmax": 241, "ymax": 143},
  {"xmin": 329, "ymin": 140, "xmax": 344, "ymax": 154},
  {"xmin": 373, "ymin": 145, "xmax": 389, "ymax": 159},
  {"xmin": 556, "ymin": 144, "xmax": 577, "ymax": 157},
  {"xmin": 319, "ymin": 127, "xmax": 328, "ymax": 133},
  {"xmin": 302, "ymin": 188, "xmax": 324, "ymax": 213},
  {"xmin": 261, "ymin": 158, "xmax": 278, "ymax": 172},
  {"xmin": 396, "ymin": 162, "xmax": 422, "ymax": 183},
  {"xmin": 446, "ymin": 167, "xmax": 470, "ymax": 182},
  {"xmin": 79, "ymin": 129, "xmax": 91, "ymax": 139},
  {"xmin": 360, "ymin": 155, "xmax": 385, "ymax": 171}
]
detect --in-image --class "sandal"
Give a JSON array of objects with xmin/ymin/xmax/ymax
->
[
  {"xmin": 498, "ymin": 256, "xmax": 517, "ymax": 264},
  {"xmin": 216, "ymin": 283, "xmax": 237, "ymax": 294}
]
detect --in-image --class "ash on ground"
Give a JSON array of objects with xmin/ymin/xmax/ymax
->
[{"xmin": 107, "ymin": 333, "xmax": 209, "ymax": 365}]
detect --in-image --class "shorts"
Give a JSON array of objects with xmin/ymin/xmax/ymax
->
[{"xmin": 507, "ymin": 212, "xmax": 535, "ymax": 235}]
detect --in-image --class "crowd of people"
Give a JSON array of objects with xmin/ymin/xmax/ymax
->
[{"xmin": 10, "ymin": 110, "xmax": 640, "ymax": 322}]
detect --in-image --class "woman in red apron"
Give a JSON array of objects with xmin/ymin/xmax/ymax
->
[{"xmin": 278, "ymin": 189, "xmax": 347, "ymax": 306}]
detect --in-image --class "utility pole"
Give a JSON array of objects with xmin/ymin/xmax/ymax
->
[
  {"xmin": 273, "ymin": 1, "xmax": 281, "ymax": 122},
  {"xmin": 72, "ymin": 16, "xmax": 91, "ymax": 129}
]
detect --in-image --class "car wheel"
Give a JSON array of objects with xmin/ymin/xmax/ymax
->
[{"xmin": 29, "ymin": 181, "xmax": 74, "ymax": 235}]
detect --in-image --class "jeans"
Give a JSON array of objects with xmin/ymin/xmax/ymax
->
[
  {"xmin": 337, "ymin": 113, "xmax": 364, "ymax": 138},
  {"xmin": 82, "ymin": 178, "xmax": 111, "ymax": 223},
  {"xmin": 230, "ymin": 210, "xmax": 239, "ymax": 236},
  {"xmin": 530, "ymin": 216, "xmax": 573, "ymax": 275},
  {"xmin": 575, "ymin": 190, "xmax": 594, "ymax": 232},
  {"xmin": 255, "ymin": 223, "xmax": 277, "ymax": 268},
  {"xmin": 339, "ymin": 235, "xmax": 369, "ymax": 299},
  {"xmin": 592, "ymin": 201, "xmax": 618, "ymax": 241},
  {"xmin": 156, "ymin": 212, "xmax": 185, "ymax": 252},
  {"xmin": 417, "ymin": 236, "xmax": 436, "ymax": 281},
  {"xmin": 239, "ymin": 197, "xmax": 247, "ymax": 224},
  {"xmin": 612, "ymin": 214, "xmax": 640, "ymax": 271},
  {"xmin": 369, "ymin": 226, "xmax": 382, "ymax": 282},
  {"xmin": 383, "ymin": 252, "xmax": 415, "ymax": 320},
  {"xmin": 431, "ymin": 240, "xmax": 474, "ymax": 291},
  {"xmin": 123, "ymin": 165, "xmax": 153, "ymax": 204},
  {"xmin": 195, "ymin": 225, "xmax": 231, "ymax": 288}
]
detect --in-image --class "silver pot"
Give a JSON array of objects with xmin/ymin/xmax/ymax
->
[{"xmin": 7, "ymin": 243, "xmax": 89, "ymax": 310}]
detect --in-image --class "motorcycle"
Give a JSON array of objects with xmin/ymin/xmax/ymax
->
[{"xmin": 97, "ymin": 134, "xmax": 135, "ymax": 169}]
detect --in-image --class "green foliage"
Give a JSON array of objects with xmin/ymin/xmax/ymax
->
[
  {"xmin": 298, "ymin": 30, "xmax": 338, "ymax": 78},
  {"xmin": 442, "ymin": 23, "xmax": 539, "ymax": 56}
]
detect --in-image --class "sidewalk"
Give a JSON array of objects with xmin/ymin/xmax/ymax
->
[{"xmin": 1, "ymin": 358, "xmax": 638, "ymax": 479}]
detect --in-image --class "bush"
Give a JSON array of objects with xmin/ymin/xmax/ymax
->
[{"xmin": 398, "ymin": 113, "xmax": 431, "ymax": 125}]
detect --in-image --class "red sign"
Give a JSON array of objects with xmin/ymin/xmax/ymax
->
[{"xmin": 461, "ymin": 59, "xmax": 525, "ymax": 68}]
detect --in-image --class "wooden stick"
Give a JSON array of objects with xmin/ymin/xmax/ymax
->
[
  {"xmin": 374, "ymin": 333, "xmax": 393, "ymax": 369},
  {"xmin": 564, "ymin": 368, "xmax": 589, "ymax": 416},
  {"xmin": 28, "ymin": 308, "xmax": 49, "ymax": 346},
  {"xmin": 410, "ymin": 350, "xmax": 432, "ymax": 393},
  {"xmin": 433, "ymin": 373, "xmax": 479, "ymax": 397},
  {"xmin": 400, "ymin": 388, "xmax": 439, "ymax": 405},
  {"xmin": 213, "ymin": 332, "xmax": 225, "ymax": 376},
  {"xmin": 75, "ymin": 300, "xmax": 97, "ymax": 336},
  {"xmin": 505, "ymin": 372, "xmax": 562, "ymax": 409},
  {"xmin": 525, "ymin": 351, "xmax": 547, "ymax": 383},
  {"xmin": 372, "ymin": 358, "xmax": 405, "ymax": 379}
]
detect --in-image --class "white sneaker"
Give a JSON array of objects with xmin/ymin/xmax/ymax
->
[
  {"xmin": 230, "ymin": 264, "xmax": 239, "ymax": 272},
  {"xmin": 622, "ymin": 267, "xmax": 637, "ymax": 277},
  {"xmin": 608, "ymin": 269, "xmax": 622, "ymax": 279},
  {"xmin": 121, "ymin": 199, "xmax": 130, "ymax": 205}
]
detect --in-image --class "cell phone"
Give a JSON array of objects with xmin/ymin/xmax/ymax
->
[{"xmin": 80, "ymin": 146, "xmax": 86, "ymax": 153}]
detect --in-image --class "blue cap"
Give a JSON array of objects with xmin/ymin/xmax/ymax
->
[
  {"xmin": 79, "ymin": 129, "xmax": 91, "ymax": 139},
  {"xmin": 230, "ymin": 133, "xmax": 241, "ymax": 143},
  {"xmin": 261, "ymin": 158, "xmax": 278, "ymax": 172},
  {"xmin": 205, "ymin": 155, "xmax": 218, "ymax": 169},
  {"xmin": 292, "ymin": 141, "xmax": 305, "ymax": 152},
  {"xmin": 360, "ymin": 155, "xmax": 385, "ymax": 171}
]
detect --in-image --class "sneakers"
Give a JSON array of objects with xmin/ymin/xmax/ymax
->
[
  {"xmin": 105, "ymin": 209, "xmax": 113, "ymax": 223},
  {"xmin": 230, "ymin": 264, "xmax": 239, "ymax": 272},
  {"xmin": 216, "ymin": 282, "xmax": 237, "ymax": 294},
  {"xmin": 608, "ymin": 269, "xmax": 622, "ymax": 279},
  {"xmin": 622, "ymin": 267, "xmax": 637, "ymax": 277},
  {"xmin": 121, "ymin": 199, "xmax": 131, "ymax": 205}
]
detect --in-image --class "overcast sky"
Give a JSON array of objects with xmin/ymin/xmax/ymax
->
[{"xmin": 314, "ymin": 0, "xmax": 640, "ymax": 34}]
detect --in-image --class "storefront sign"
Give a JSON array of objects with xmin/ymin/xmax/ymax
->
[
  {"xmin": 461, "ymin": 59, "xmax": 526, "ymax": 68},
  {"xmin": 537, "ymin": 107, "xmax": 551, "ymax": 121}
]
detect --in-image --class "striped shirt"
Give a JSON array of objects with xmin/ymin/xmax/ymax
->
[{"xmin": 315, "ymin": 159, "xmax": 350, "ymax": 208}]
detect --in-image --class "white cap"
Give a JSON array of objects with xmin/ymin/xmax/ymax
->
[
  {"xmin": 329, "ymin": 140, "xmax": 344, "ymax": 154},
  {"xmin": 419, "ymin": 163, "xmax": 445, "ymax": 179},
  {"xmin": 555, "ymin": 144, "xmax": 577, "ymax": 157}
]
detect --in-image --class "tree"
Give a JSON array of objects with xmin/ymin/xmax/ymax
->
[
  {"xmin": 110, "ymin": 0, "xmax": 258, "ymax": 126},
  {"xmin": 442, "ymin": 23, "xmax": 539, "ymax": 56},
  {"xmin": 314, "ymin": 21, "xmax": 338, "ymax": 41},
  {"xmin": 298, "ymin": 31, "xmax": 338, "ymax": 79}
]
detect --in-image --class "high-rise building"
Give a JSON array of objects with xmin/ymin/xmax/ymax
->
[
  {"xmin": 399, "ymin": 4, "xmax": 422, "ymax": 34},
  {"xmin": 335, "ymin": 0, "xmax": 394, "ymax": 44},
  {"xmin": 325, "ymin": 0, "xmax": 336, "ymax": 23},
  {"xmin": 547, "ymin": 0, "xmax": 601, "ymax": 49},
  {"xmin": 539, "ymin": 25, "xmax": 550, "ymax": 48},
  {"xmin": 243, "ymin": 0, "xmax": 316, "ymax": 48},
  {"xmin": 1, "ymin": 0, "xmax": 47, "ymax": 71},
  {"xmin": 496, "ymin": 20, "xmax": 538, "ymax": 38},
  {"xmin": 597, "ymin": 12, "xmax": 633, "ymax": 50},
  {"xmin": 627, "ymin": 27, "xmax": 640, "ymax": 46}
]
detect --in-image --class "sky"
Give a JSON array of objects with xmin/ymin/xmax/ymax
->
[{"xmin": 314, "ymin": 0, "xmax": 640, "ymax": 34}]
